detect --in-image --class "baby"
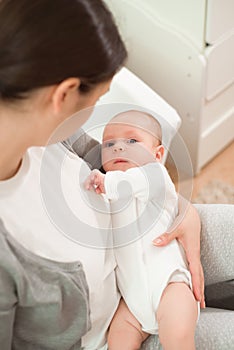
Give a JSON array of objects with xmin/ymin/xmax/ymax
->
[{"xmin": 85, "ymin": 110, "xmax": 199, "ymax": 350}]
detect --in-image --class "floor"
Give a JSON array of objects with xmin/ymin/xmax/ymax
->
[{"xmin": 166, "ymin": 141, "xmax": 234, "ymax": 201}]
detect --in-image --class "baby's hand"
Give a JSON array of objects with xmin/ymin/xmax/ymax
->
[{"xmin": 85, "ymin": 169, "xmax": 106, "ymax": 194}]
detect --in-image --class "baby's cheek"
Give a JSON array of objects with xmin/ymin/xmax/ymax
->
[{"xmin": 102, "ymin": 151, "xmax": 113, "ymax": 167}]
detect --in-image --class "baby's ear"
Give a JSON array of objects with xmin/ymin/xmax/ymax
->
[{"xmin": 155, "ymin": 145, "xmax": 164, "ymax": 161}]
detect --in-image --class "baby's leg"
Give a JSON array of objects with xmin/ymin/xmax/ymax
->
[
  {"xmin": 108, "ymin": 298, "xmax": 149, "ymax": 350},
  {"xmin": 156, "ymin": 282, "xmax": 198, "ymax": 350}
]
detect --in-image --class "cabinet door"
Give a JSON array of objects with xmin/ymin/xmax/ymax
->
[
  {"xmin": 206, "ymin": 0, "xmax": 234, "ymax": 44},
  {"xmin": 205, "ymin": 33, "xmax": 234, "ymax": 100}
]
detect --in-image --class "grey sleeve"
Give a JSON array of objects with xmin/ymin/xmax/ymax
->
[
  {"xmin": 0, "ymin": 265, "xmax": 17, "ymax": 350},
  {"xmin": 62, "ymin": 128, "xmax": 102, "ymax": 170}
]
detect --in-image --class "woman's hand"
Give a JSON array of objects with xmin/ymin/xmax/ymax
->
[{"xmin": 153, "ymin": 196, "xmax": 205, "ymax": 308}]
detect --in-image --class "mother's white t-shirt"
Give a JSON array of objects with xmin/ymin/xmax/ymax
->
[{"xmin": 0, "ymin": 143, "xmax": 119, "ymax": 350}]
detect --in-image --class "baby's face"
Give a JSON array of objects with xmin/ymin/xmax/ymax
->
[{"xmin": 102, "ymin": 112, "xmax": 162, "ymax": 172}]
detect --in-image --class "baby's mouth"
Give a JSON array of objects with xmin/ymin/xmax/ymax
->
[{"xmin": 114, "ymin": 159, "xmax": 128, "ymax": 164}]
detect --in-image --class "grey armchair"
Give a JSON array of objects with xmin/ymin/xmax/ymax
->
[{"xmin": 141, "ymin": 204, "xmax": 234, "ymax": 350}]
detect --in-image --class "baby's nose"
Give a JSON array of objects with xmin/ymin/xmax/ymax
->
[{"xmin": 113, "ymin": 141, "xmax": 125, "ymax": 152}]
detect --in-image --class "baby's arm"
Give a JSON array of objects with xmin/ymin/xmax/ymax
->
[
  {"xmin": 104, "ymin": 163, "xmax": 176, "ymax": 202},
  {"xmin": 85, "ymin": 169, "xmax": 106, "ymax": 194},
  {"xmin": 85, "ymin": 163, "xmax": 176, "ymax": 203},
  {"xmin": 84, "ymin": 166, "xmax": 149, "ymax": 200}
]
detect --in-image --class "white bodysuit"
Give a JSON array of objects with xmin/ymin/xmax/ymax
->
[{"xmin": 104, "ymin": 162, "xmax": 192, "ymax": 334}]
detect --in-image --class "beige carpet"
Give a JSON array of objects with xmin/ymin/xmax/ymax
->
[{"xmin": 193, "ymin": 180, "xmax": 234, "ymax": 204}]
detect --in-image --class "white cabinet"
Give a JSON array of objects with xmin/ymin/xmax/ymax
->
[
  {"xmin": 105, "ymin": 0, "xmax": 234, "ymax": 174},
  {"xmin": 206, "ymin": 0, "xmax": 234, "ymax": 44}
]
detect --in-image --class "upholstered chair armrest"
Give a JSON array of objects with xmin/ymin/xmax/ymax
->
[{"xmin": 194, "ymin": 204, "xmax": 234, "ymax": 286}]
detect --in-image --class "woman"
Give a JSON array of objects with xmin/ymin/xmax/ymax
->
[{"xmin": 0, "ymin": 0, "xmax": 204, "ymax": 349}]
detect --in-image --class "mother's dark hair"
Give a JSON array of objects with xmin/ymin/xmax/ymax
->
[{"xmin": 0, "ymin": 0, "xmax": 127, "ymax": 100}]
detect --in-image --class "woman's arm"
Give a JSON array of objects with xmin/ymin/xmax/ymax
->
[
  {"xmin": 153, "ymin": 195, "xmax": 205, "ymax": 308},
  {"xmin": 62, "ymin": 128, "xmax": 102, "ymax": 169}
]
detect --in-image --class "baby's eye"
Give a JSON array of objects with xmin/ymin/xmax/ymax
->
[
  {"xmin": 103, "ymin": 141, "xmax": 115, "ymax": 148},
  {"xmin": 126, "ymin": 138, "xmax": 138, "ymax": 144}
]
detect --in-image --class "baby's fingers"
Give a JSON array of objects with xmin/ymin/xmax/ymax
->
[
  {"xmin": 84, "ymin": 173, "xmax": 97, "ymax": 190},
  {"xmin": 84, "ymin": 178, "xmax": 92, "ymax": 190}
]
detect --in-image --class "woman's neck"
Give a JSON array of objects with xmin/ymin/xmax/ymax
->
[
  {"xmin": 0, "ymin": 110, "xmax": 29, "ymax": 181},
  {"xmin": 0, "ymin": 141, "xmax": 26, "ymax": 181}
]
